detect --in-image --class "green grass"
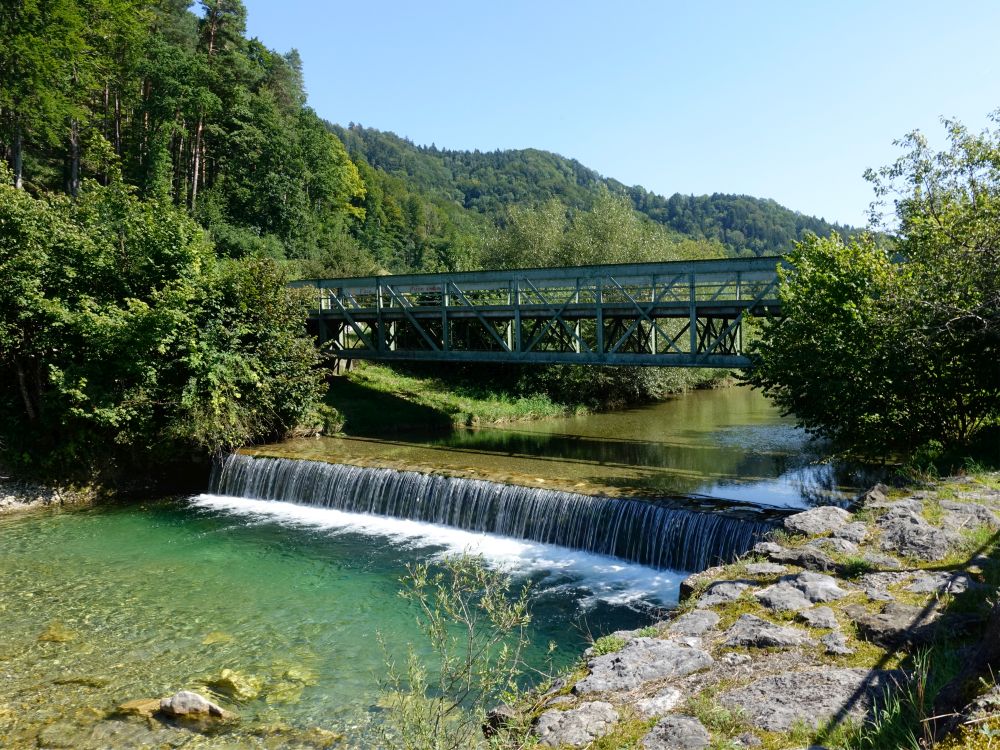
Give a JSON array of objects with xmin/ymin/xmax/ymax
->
[
  {"xmin": 590, "ymin": 634, "xmax": 628, "ymax": 656},
  {"xmin": 325, "ymin": 363, "xmax": 575, "ymax": 435}
]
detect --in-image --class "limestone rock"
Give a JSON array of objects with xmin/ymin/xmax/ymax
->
[
  {"xmin": 696, "ymin": 580, "xmax": 752, "ymax": 608},
  {"xmin": 574, "ymin": 638, "xmax": 713, "ymax": 694},
  {"xmin": 719, "ymin": 668, "xmax": 902, "ymax": 731},
  {"xmin": 668, "ymin": 610, "xmax": 720, "ymax": 636},
  {"xmin": 755, "ymin": 572, "xmax": 849, "ymax": 612},
  {"xmin": 862, "ymin": 553, "xmax": 902, "ymax": 569},
  {"xmin": 159, "ymin": 690, "xmax": 227, "ymax": 718},
  {"xmin": 721, "ymin": 652, "xmax": 752, "ymax": 666},
  {"xmin": 206, "ymin": 668, "xmax": 264, "ymax": 702},
  {"xmin": 784, "ymin": 506, "xmax": 852, "ymax": 536},
  {"xmin": 754, "ymin": 543, "xmax": 838, "ymax": 572},
  {"xmin": 906, "ymin": 571, "xmax": 974, "ymax": 594},
  {"xmin": 878, "ymin": 511, "xmax": 957, "ymax": 560},
  {"xmin": 846, "ymin": 602, "xmax": 937, "ymax": 649},
  {"xmin": 940, "ymin": 500, "xmax": 999, "ymax": 531},
  {"xmin": 798, "ymin": 606, "xmax": 838, "ymax": 629},
  {"xmin": 745, "ymin": 562, "xmax": 788, "ymax": 576},
  {"xmin": 833, "ymin": 522, "xmax": 869, "ymax": 544},
  {"xmin": 534, "ymin": 701, "xmax": 617, "ymax": 747},
  {"xmin": 820, "ymin": 632, "xmax": 855, "ymax": 655},
  {"xmin": 859, "ymin": 483, "xmax": 891, "ymax": 507},
  {"xmin": 635, "ymin": 687, "xmax": 683, "ymax": 718},
  {"xmin": 722, "ymin": 614, "xmax": 814, "ymax": 648},
  {"xmin": 679, "ymin": 565, "xmax": 727, "ymax": 600},
  {"xmin": 807, "ymin": 537, "xmax": 858, "ymax": 555},
  {"xmin": 641, "ymin": 715, "xmax": 710, "ymax": 750}
]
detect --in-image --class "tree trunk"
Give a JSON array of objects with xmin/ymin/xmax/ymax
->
[
  {"xmin": 190, "ymin": 117, "xmax": 202, "ymax": 209},
  {"xmin": 12, "ymin": 123, "xmax": 23, "ymax": 189},
  {"xmin": 15, "ymin": 360, "xmax": 37, "ymax": 422},
  {"xmin": 114, "ymin": 90, "xmax": 121, "ymax": 155},
  {"xmin": 67, "ymin": 119, "xmax": 80, "ymax": 197}
]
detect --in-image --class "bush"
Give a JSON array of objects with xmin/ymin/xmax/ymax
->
[{"xmin": 0, "ymin": 169, "xmax": 324, "ymax": 477}]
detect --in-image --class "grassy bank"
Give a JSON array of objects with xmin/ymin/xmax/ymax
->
[
  {"xmin": 325, "ymin": 362, "xmax": 733, "ymax": 435},
  {"xmin": 325, "ymin": 363, "xmax": 577, "ymax": 434}
]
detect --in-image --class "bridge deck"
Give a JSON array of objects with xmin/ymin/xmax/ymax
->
[{"xmin": 293, "ymin": 256, "xmax": 784, "ymax": 367}]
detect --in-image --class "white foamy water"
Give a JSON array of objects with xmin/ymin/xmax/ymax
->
[{"xmin": 192, "ymin": 493, "xmax": 683, "ymax": 607}]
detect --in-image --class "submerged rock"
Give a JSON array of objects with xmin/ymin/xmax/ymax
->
[
  {"xmin": 206, "ymin": 668, "xmax": 264, "ymax": 702},
  {"xmin": 719, "ymin": 668, "xmax": 903, "ymax": 731},
  {"xmin": 201, "ymin": 631, "xmax": 234, "ymax": 646},
  {"xmin": 574, "ymin": 638, "xmax": 713, "ymax": 694},
  {"xmin": 159, "ymin": 690, "xmax": 228, "ymax": 718},
  {"xmin": 37, "ymin": 621, "xmax": 77, "ymax": 643},
  {"xmin": 114, "ymin": 698, "xmax": 162, "ymax": 720},
  {"xmin": 784, "ymin": 506, "xmax": 852, "ymax": 536},
  {"xmin": 534, "ymin": 701, "xmax": 617, "ymax": 747},
  {"xmin": 641, "ymin": 715, "xmax": 710, "ymax": 750}
]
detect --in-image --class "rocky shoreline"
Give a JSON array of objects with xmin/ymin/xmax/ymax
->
[
  {"xmin": 0, "ymin": 475, "xmax": 98, "ymax": 514},
  {"xmin": 519, "ymin": 474, "xmax": 1000, "ymax": 749}
]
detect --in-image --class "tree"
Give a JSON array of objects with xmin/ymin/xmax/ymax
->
[
  {"xmin": 0, "ymin": 165, "xmax": 325, "ymax": 477},
  {"xmin": 746, "ymin": 114, "xmax": 1000, "ymax": 461}
]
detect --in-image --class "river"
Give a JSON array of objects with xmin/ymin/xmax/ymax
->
[{"xmin": 0, "ymin": 386, "xmax": 874, "ymax": 747}]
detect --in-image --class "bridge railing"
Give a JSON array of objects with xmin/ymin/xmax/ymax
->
[{"xmin": 291, "ymin": 256, "xmax": 785, "ymax": 367}]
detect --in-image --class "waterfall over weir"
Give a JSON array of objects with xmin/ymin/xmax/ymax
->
[{"xmin": 211, "ymin": 454, "xmax": 782, "ymax": 572}]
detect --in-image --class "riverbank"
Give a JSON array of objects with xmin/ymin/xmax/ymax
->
[
  {"xmin": 325, "ymin": 362, "xmax": 730, "ymax": 434},
  {"xmin": 517, "ymin": 472, "xmax": 1000, "ymax": 749},
  {"xmin": 0, "ymin": 473, "xmax": 100, "ymax": 515}
]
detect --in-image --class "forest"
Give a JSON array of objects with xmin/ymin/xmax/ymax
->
[{"xmin": 1, "ymin": 0, "xmax": 852, "ymax": 283}]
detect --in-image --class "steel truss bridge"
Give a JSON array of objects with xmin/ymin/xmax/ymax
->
[{"xmin": 293, "ymin": 256, "xmax": 784, "ymax": 368}]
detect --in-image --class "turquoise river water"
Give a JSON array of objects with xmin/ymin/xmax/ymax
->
[{"xmin": 0, "ymin": 387, "xmax": 874, "ymax": 747}]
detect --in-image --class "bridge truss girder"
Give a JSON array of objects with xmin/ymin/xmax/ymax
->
[{"xmin": 294, "ymin": 257, "xmax": 784, "ymax": 368}]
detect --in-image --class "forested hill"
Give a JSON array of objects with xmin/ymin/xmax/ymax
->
[
  {"xmin": 330, "ymin": 124, "xmax": 853, "ymax": 258},
  {"xmin": 2, "ymin": 0, "xmax": 852, "ymax": 283}
]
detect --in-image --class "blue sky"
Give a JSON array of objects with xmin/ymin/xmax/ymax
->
[{"xmin": 243, "ymin": 1, "xmax": 997, "ymax": 226}]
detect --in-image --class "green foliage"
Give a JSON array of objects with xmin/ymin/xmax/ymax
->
[
  {"xmin": 590, "ymin": 634, "xmax": 627, "ymax": 656},
  {"xmin": 334, "ymin": 124, "xmax": 852, "ymax": 259},
  {"xmin": 0, "ymin": 169, "xmax": 323, "ymax": 476},
  {"xmin": 376, "ymin": 555, "xmax": 532, "ymax": 750},
  {"xmin": 747, "ymin": 116, "xmax": 1000, "ymax": 460}
]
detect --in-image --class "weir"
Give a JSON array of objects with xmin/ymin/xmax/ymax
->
[{"xmin": 211, "ymin": 454, "xmax": 782, "ymax": 572}]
